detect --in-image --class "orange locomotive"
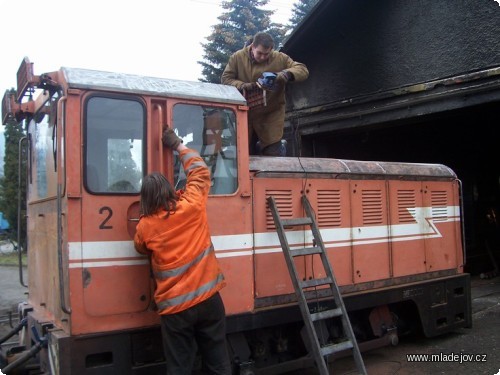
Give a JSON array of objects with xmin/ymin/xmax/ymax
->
[{"xmin": 1, "ymin": 58, "xmax": 471, "ymax": 374}]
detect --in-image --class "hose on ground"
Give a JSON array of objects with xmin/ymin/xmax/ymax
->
[{"xmin": 0, "ymin": 318, "xmax": 26, "ymax": 345}]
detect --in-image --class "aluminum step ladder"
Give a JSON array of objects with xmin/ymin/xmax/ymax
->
[{"xmin": 267, "ymin": 195, "xmax": 367, "ymax": 375}]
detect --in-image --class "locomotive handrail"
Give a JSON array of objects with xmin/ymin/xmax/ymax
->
[
  {"xmin": 154, "ymin": 104, "xmax": 164, "ymax": 173},
  {"xmin": 57, "ymin": 96, "xmax": 71, "ymax": 314},
  {"xmin": 457, "ymin": 178, "xmax": 467, "ymax": 265},
  {"xmin": 17, "ymin": 137, "xmax": 28, "ymax": 288}
]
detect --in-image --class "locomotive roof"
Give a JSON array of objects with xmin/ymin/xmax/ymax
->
[
  {"xmin": 61, "ymin": 67, "xmax": 246, "ymax": 105},
  {"xmin": 249, "ymin": 156, "xmax": 457, "ymax": 179}
]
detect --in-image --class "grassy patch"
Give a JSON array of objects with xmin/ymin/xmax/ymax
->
[{"xmin": 0, "ymin": 252, "xmax": 27, "ymax": 267}]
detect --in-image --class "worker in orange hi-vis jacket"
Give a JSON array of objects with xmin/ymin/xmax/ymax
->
[{"xmin": 134, "ymin": 128, "xmax": 230, "ymax": 375}]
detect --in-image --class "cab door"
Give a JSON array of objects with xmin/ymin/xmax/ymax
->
[
  {"xmin": 169, "ymin": 102, "xmax": 254, "ymax": 315},
  {"xmin": 80, "ymin": 94, "xmax": 151, "ymax": 319}
]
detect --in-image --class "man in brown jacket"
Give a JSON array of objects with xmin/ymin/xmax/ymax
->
[{"xmin": 221, "ymin": 32, "xmax": 309, "ymax": 156}]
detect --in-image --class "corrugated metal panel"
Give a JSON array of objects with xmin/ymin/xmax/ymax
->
[
  {"xmin": 317, "ymin": 189, "xmax": 342, "ymax": 228},
  {"xmin": 362, "ymin": 189, "xmax": 383, "ymax": 225},
  {"xmin": 431, "ymin": 190, "xmax": 449, "ymax": 222},
  {"xmin": 265, "ymin": 189, "xmax": 293, "ymax": 230},
  {"xmin": 397, "ymin": 189, "xmax": 417, "ymax": 223}
]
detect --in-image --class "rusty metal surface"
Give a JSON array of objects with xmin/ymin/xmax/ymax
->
[
  {"xmin": 249, "ymin": 156, "xmax": 456, "ymax": 179},
  {"xmin": 61, "ymin": 67, "xmax": 246, "ymax": 105}
]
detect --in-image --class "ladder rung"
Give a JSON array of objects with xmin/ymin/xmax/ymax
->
[
  {"xmin": 321, "ymin": 340, "xmax": 354, "ymax": 357},
  {"xmin": 310, "ymin": 307, "xmax": 343, "ymax": 321},
  {"xmin": 300, "ymin": 277, "xmax": 332, "ymax": 289},
  {"xmin": 290, "ymin": 246, "xmax": 322, "ymax": 256},
  {"xmin": 281, "ymin": 217, "xmax": 313, "ymax": 227}
]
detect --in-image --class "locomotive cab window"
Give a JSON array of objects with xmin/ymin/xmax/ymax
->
[
  {"xmin": 172, "ymin": 104, "xmax": 237, "ymax": 195},
  {"xmin": 28, "ymin": 93, "xmax": 59, "ymax": 201},
  {"xmin": 85, "ymin": 96, "xmax": 145, "ymax": 194}
]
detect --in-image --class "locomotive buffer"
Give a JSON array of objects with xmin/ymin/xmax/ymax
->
[{"xmin": 267, "ymin": 195, "xmax": 367, "ymax": 375}]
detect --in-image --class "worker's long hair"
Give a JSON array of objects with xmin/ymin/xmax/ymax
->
[{"xmin": 139, "ymin": 172, "xmax": 177, "ymax": 218}]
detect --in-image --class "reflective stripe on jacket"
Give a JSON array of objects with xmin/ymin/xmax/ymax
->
[{"xmin": 134, "ymin": 148, "xmax": 226, "ymax": 315}]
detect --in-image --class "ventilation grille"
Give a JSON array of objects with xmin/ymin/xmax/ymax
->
[
  {"xmin": 362, "ymin": 189, "xmax": 383, "ymax": 225},
  {"xmin": 266, "ymin": 190, "xmax": 293, "ymax": 230},
  {"xmin": 431, "ymin": 190, "xmax": 448, "ymax": 222},
  {"xmin": 397, "ymin": 190, "xmax": 417, "ymax": 223},
  {"xmin": 317, "ymin": 190, "xmax": 342, "ymax": 228}
]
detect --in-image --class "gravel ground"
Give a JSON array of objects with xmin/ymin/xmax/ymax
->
[{"xmin": 0, "ymin": 265, "xmax": 28, "ymax": 316}]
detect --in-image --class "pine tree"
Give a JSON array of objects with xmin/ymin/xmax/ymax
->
[
  {"xmin": 288, "ymin": 0, "xmax": 319, "ymax": 29},
  {"xmin": 199, "ymin": 0, "xmax": 286, "ymax": 83},
  {"xmin": 0, "ymin": 117, "xmax": 27, "ymax": 248}
]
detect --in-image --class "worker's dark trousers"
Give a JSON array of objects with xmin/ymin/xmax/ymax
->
[{"xmin": 160, "ymin": 292, "xmax": 231, "ymax": 375}]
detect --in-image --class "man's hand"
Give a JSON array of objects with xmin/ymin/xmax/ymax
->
[
  {"xmin": 277, "ymin": 70, "xmax": 292, "ymax": 83},
  {"xmin": 240, "ymin": 82, "xmax": 258, "ymax": 92},
  {"xmin": 162, "ymin": 128, "xmax": 182, "ymax": 149}
]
